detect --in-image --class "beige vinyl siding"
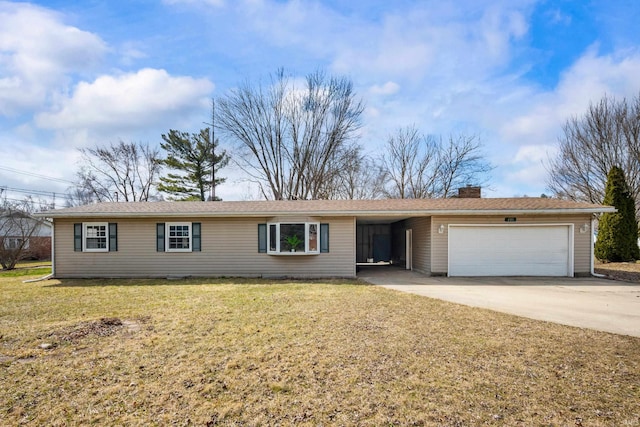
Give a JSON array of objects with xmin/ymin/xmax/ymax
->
[
  {"xmin": 430, "ymin": 214, "xmax": 593, "ymax": 275},
  {"xmin": 405, "ymin": 217, "xmax": 431, "ymax": 274},
  {"xmin": 53, "ymin": 216, "xmax": 355, "ymax": 278}
]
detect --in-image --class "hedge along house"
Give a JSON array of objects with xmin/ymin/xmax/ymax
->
[{"xmin": 36, "ymin": 196, "xmax": 614, "ymax": 279}]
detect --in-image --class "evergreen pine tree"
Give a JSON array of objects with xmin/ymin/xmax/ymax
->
[
  {"xmin": 158, "ymin": 129, "xmax": 229, "ymax": 201},
  {"xmin": 594, "ymin": 166, "xmax": 640, "ymax": 261}
]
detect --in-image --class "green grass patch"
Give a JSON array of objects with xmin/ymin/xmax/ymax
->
[
  {"xmin": 0, "ymin": 276, "xmax": 638, "ymax": 425},
  {"xmin": 0, "ymin": 261, "xmax": 51, "ymax": 278}
]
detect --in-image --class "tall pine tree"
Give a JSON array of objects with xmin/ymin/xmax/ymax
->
[
  {"xmin": 595, "ymin": 166, "xmax": 640, "ymax": 261},
  {"xmin": 158, "ymin": 129, "xmax": 229, "ymax": 201}
]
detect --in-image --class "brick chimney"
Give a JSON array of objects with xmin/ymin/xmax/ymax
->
[{"xmin": 458, "ymin": 185, "xmax": 481, "ymax": 198}]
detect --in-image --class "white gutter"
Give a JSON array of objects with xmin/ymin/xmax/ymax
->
[{"xmin": 36, "ymin": 207, "xmax": 617, "ymax": 219}]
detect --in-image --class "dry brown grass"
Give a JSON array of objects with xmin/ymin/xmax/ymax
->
[
  {"xmin": 1, "ymin": 275, "xmax": 639, "ymax": 426},
  {"xmin": 595, "ymin": 259, "xmax": 640, "ymax": 282}
]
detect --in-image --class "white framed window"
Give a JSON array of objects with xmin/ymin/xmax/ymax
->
[
  {"xmin": 74, "ymin": 222, "xmax": 117, "ymax": 253},
  {"xmin": 166, "ymin": 222, "xmax": 192, "ymax": 252},
  {"xmin": 4, "ymin": 237, "xmax": 29, "ymax": 250},
  {"xmin": 267, "ymin": 222, "xmax": 320, "ymax": 254},
  {"xmin": 84, "ymin": 222, "xmax": 108, "ymax": 252}
]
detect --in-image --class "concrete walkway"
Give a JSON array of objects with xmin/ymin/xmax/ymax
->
[{"xmin": 358, "ymin": 266, "xmax": 640, "ymax": 338}]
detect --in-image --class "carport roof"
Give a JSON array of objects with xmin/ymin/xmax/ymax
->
[{"xmin": 37, "ymin": 198, "xmax": 615, "ymax": 219}]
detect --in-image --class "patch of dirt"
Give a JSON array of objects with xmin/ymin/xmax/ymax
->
[
  {"xmin": 594, "ymin": 260, "xmax": 640, "ymax": 282},
  {"xmin": 46, "ymin": 317, "xmax": 149, "ymax": 343}
]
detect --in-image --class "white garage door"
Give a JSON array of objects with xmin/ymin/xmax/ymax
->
[{"xmin": 448, "ymin": 225, "xmax": 573, "ymax": 277}]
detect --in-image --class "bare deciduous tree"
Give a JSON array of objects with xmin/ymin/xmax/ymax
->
[
  {"xmin": 381, "ymin": 126, "xmax": 491, "ymax": 198},
  {"xmin": 64, "ymin": 187, "xmax": 97, "ymax": 207},
  {"xmin": 319, "ymin": 147, "xmax": 385, "ymax": 200},
  {"xmin": 547, "ymin": 93, "xmax": 640, "ymax": 217},
  {"xmin": 0, "ymin": 198, "xmax": 49, "ymax": 270},
  {"xmin": 73, "ymin": 141, "xmax": 162, "ymax": 203},
  {"xmin": 380, "ymin": 126, "xmax": 439, "ymax": 199},
  {"xmin": 217, "ymin": 69, "xmax": 364, "ymax": 200},
  {"xmin": 437, "ymin": 133, "xmax": 493, "ymax": 198}
]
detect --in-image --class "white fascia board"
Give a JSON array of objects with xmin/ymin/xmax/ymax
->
[{"xmin": 35, "ymin": 206, "xmax": 616, "ymax": 219}]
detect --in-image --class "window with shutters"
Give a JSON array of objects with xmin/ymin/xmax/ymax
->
[
  {"xmin": 84, "ymin": 223, "xmax": 108, "ymax": 252},
  {"xmin": 166, "ymin": 222, "xmax": 191, "ymax": 252},
  {"xmin": 156, "ymin": 222, "xmax": 201, "ymax": 252},
  {"xmin": 75, "ymin": 222, "xmax": 117, "ymax": 252}
]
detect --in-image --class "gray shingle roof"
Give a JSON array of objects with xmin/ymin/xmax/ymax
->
[{"xmin": 36, "ymin": 198, "xmax": 615, "ymax": 218}]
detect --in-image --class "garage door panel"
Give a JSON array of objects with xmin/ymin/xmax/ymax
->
[{"xmin": 449, "ymin": 225, "xmax": 572, "ymax": 277}]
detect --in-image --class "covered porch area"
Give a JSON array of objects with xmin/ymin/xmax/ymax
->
[{"xmin": 355, "ymin": 215, "xmax": 431, "ymax": 273}]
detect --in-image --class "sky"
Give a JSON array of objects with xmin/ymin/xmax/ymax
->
[{"xmin": 1, "ymin": 0, "xmax": 640, "ymax": 205}]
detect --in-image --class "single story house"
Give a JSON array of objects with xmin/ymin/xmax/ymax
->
[
  {"xmin": 36, "ymin": 193, "xmax": 614, "ymax": 279},
  {"xmin": 1, "ymin": 210, "xmax": 52, "ymax": 260}
]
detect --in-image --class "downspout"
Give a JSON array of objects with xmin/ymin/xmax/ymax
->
[
  {"xmin": 590, "ymin": 217, "xmax": 606, "ymax": 278},
  {"xmin": 51, "ymin": 218, "xmax": 55, "ymax": 278}
]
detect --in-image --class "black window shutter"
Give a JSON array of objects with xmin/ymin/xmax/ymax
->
[
  {"xmin": 192, "ymin": 222, "xmax": 201, "ymax": 252},
  {"xmin": 156, "ymin": 223, "xmax": 165, "ymax": 252},
  {"xmin": 320, "ymin": 223, "xmax": 329, "ymax": 253},
  {"xmin": 258, "ymin": 223, "xmax": 267, "ymax": 253},
  {"xmin": 74, "ymin": 223, "xmax": 82, "ymax": 252},
  {"xmin": 108, "ymin": 223, "xmax": 117, "ymax": 252}
]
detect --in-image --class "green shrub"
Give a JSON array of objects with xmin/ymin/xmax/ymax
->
[{"xmin": 595, "ymin": 166, "xmax": 640, "ymax": 261}]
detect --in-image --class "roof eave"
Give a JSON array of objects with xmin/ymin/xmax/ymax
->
[{"xmin": 36, "ymin": 207, "xmax": 616, "ymax": 219}]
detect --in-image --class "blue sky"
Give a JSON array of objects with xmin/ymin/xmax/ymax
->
[{"xmin": 1, "ymin": 0, "xmax": 640, "ymax": 203}]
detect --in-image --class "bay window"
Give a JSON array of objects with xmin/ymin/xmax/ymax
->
[{"xmin": 266, "ymin": 222, "xmax": 320, "ymax": 254}]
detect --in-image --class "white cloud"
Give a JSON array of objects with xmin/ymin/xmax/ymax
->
[
  {"xmin": 0, "ymin": 136, "xmax": 81, "ymax": 195},
  {"xmin": 500, "ymin": 144, "xmax": 556, "ymax": 195},
  {"xmin": 479, "ymin": 6, "xmax": 529, "ymax": 59},
  {"xmin": 499, "ymin": 46, "xmax": 640, "ymax": 149},
  {"xmin": 369, "ymin": 81, "xmax": 400, "ymax": 96},
  {"xmin": 163, "ymin": 0, "xmax": 225, "ymax": 6},
  {"xmin": 36, "ymin": 68, "xmax": 214, "ymax": 144},
  {"xmin": 328, "ymin": 1, "xmax": 534, "ymax": 83},
  {"xmin": 547, "ymin": 8, "xmax": 572, "ymax": 26},
  {"xmin": 513, "ymin": 144, "xmax": 555, "ymax": 163},
  {"xmin": 119, "ymin": 42, "xmax": 149, "ymax": 67},
  {"xmin": 0, "ymin": 2, "xmax": 107, "ymax": 115},
  {"xmin": 485, "ymin": 46, "xmax": 640, "ymax": 196},
  {"xmin": 556, "ymin": 46, "xmax": 640, "ymax": 106}
]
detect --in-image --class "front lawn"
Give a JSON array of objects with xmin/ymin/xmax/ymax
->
[
  {"xmin": 0, "ymin": 275, "xmax": 638, "ymax": 425},
  {"xmin": 0, "ymin": 260, "xmax": 51, "ymax": 278}
]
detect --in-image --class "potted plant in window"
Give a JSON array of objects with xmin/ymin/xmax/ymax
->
[{"xmin": 285, "ymin": 234, "xmax": 302, "ymax": 252}]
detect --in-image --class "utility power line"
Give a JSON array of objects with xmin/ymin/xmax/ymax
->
[
  {"xmin": 0, "ymin": 186, "xmax": 69, "ymax": 198},
  {"xmin": 0, "ymin": 195, "xmax": 54, "ymax": 209},
  {"xmin": 0, "ymin": 165, "xmax": 75, "ymax": 185},
  {"xmin": 0, "ymin": 185, "xmax": 72, "ymax": 211}
]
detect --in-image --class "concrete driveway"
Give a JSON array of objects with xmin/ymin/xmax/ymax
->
[{"xmin": 358, "ymin": 267, "xmax": 640, "ymax": 337}]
